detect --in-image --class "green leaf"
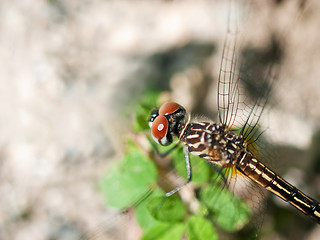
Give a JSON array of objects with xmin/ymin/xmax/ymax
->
[
  {"xmin": 142, "ymin": 222, "xmax": 185, "ymax": 240},
  {"xmin": 132, "ymin": 91, "xmax": 160, "ymax": 132},
  {"xmin": 200, "ymin": 185, "xmax": 251, "ymax": 232},
  {"xmin": 101, "ymin": 149, "xmax": 158, "ymax": 209},
  {"xmin": 147, "ymin": 196, "xmax": 187, "ymax": 222},
  {"xmin": 135, "ymin": 188, "xmax": 165, "ymax": 230},
  {"xmin": 186, "ymin": 215, "xmax": 218, "ymax": 240}
]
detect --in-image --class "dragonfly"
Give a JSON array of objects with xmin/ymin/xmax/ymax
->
[
  {"xmin": 149, "ymin": 100, "xmax": 320, "ymax": 223},
  {"xmin": 148, "ymin": 1, "xmax": 320, "ymax": 228},
  {"xmin": 85, "ymin": 1, "xmax": 320, "ymax": 240}
]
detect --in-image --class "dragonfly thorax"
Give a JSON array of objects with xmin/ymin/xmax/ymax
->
[{"xmin": 179, "ymin": 121, "xmax": 245, "ymax": 168}]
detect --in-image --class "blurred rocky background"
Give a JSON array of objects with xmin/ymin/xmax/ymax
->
[{"xmin": 0, "ymin": 0, "xmax": 320, "ymax": 240}]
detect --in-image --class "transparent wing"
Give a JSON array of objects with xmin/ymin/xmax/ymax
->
[
  {"xmin": 217, "ymin": 0, "xmax": 243, "ymax": 129},
  {"xmin": 237, "ymin": 59, "xmax": 280, "ymax": 143},
  {"xmin": 217, "ymin": 0, "xmax": 282, "ymax": 234},
  {"xmin": 217, "ymin": 0, "xmax": 281, "ymax": 145}
]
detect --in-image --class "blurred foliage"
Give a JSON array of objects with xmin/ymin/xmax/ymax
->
[
  {"xmin": 100, "ymin": 91, "xmax": 252, "ymax": 239},
  {"xmin": 131, "ymin": 90, "xmax": 160, "ymax": 132}
]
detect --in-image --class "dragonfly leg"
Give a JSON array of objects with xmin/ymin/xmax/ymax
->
[
  {"xmin": 165, "ymin": 145, "xmax": 192, "ymax": 197},
  {"xmin": 151, "ymin": 140, "xmax": 179, "ymax": 157},
  {"xmin": 207, "ymin": 161, "xmax": 229, "ymax": 187}
]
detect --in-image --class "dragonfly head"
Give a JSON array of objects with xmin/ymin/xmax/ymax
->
[{"xmin": 149, "ymin": 102, "xmax": 186, "ymax": 146}]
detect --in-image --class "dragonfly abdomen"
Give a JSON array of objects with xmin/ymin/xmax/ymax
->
[{"xmin": 237, "ymin": 150, "xmax": 320, "ymax": 223}]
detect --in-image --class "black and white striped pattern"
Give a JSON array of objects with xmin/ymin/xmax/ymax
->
[{"xmin": 179, "ymin": 122, "xmax": 244, "ymax": 168}]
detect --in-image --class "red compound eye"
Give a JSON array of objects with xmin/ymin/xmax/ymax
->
[
  {"xmin": 151, "ymin": 115, "xmax": 168, "ymax": 140},
  {"xmin": 159, "ymin": 102, "xmax": 181, "ymax": 115}
]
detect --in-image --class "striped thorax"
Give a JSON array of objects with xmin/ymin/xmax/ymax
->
[{"xmin": 179, "ymin": 122, "xmax": 244, "ymax": 168}]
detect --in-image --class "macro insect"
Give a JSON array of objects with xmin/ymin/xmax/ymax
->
[{"xmin": 149, "ymin": 101, "xmax": 320, "ymax": 223}]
